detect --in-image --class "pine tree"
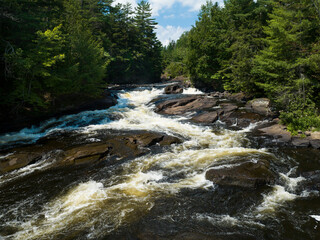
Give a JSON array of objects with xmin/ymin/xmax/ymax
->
[
  {"xmin": 133, "ymin": 0, "xmax": 162, "ymax": 83},
  {"xmin": 252, "ymin": 0, "xmax": 320, "ymax": 131},
  {"xmin": 223, "ymin": 0, "xmax": 271, "ymax": 94}
]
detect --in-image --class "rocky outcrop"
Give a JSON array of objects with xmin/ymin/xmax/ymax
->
[
  {"xmin": 257, "ymin": 123, "xmax": 320, "ymax": 148},
  {"xmin": 164, "ymin": 84, "xmax": 183, "ymax": 94},
  {"xmin": 156, "ymin": 96, "xmax": 217, "ymax": 115},
  {"xmin": 191, "ymin": 112, "xmax": 219, "ymax": 123},
  {"xmin": 205, "ymin": 160, "xmax": 276, "ymax": 188},
  {"xmin": 245, "ymin": 98, "xmax": 272, "ymax": 116},
  {"xmin": 257, "ymin": 123, "xmax": 292, "ymax": 143},
  {"xmin": 0, "ymin": 131, "xmax": 181, "ymax": 173}
]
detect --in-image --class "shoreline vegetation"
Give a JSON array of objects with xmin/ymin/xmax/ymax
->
[
  {"xmin": 1, "ymin": 0, "xmax": 320, "ymax": 136},
  {"xmin": 163, "ymin": 0, "xmax": 320, "ymax": 134}
]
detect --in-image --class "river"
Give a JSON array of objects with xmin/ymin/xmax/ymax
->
[{"xmin": 0, "ymin": 84, "xmax": 319, "ymax": 240}]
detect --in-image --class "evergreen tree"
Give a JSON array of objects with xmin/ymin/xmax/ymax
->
[
  {"xmin": 223, "ymin": 0, "xmax": 271, "ymax": 94},
  {"xmin": 133, "ymin": 0, "xmax": 162, "ymax": 83},
  {"xmin": 186, "ymin": 1, "xmax": 229, "ymax": 90}
]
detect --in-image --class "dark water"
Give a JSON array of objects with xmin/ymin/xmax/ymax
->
[{"xmin": 0, "ymin": 84, "xmax": 319, "ymax": 240}]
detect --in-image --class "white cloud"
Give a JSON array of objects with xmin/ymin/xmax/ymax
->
[
  {"xmin": 155, "ymin": 25, "xmax": 189, "ymax": 46},
  {"xmin": 113, "ymin": 0, "xmax": 137, "ymax": 8},
  {"xmin": 113, "ymin": 0, "xmax": 224, "ymax": 16}
]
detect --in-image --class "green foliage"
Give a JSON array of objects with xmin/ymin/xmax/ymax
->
[
  {"xmin": 0, "ymin": 0, "xmax": 163, "ymax": 114},
  {"xmin": 165, "ymin": 62, "xmax": 187, "ymax": 79},
  {"xmin": 164, "ymin": 0, "xmax": 320, "ymax": 130}
]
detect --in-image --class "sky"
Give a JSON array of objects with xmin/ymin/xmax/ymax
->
[{"xmin": 113, "ymin": 0, "xmax": 224, "ymax": 46}]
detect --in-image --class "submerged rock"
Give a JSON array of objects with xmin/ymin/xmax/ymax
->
[{"xmin": 205, "ymin": 160, "xmax": 276, "ymax": 188}]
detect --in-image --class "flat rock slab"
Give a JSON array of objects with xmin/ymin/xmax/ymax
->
[
  {"xmin": 257, "ymin": 123, "xmax": 320, "ymax": 148},
  {"xmin": 258, "ymin": 124, "xmax": 292, "ymax": 143},
  {"xmin": 191, "ymin": 111, "xmax": 219, "ymax": 123},
  {"xmin": 0, "ymin": 131, "xmax": 182, "ymax": 174},
  {"xmin": 206, "ymin": 160, "xmax": 276, "ymax": 188},
  {"xmin": 156, "ymin": 96, "xmax": 217, "ymax": 115}
]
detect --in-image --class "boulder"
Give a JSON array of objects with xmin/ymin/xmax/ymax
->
[
  {"xmin": 205, "ymin": 160, "xmax": 276, "ymax": 188},
  {"xmin": 245, "ymin": 98, "xmax": 272, "ymax": 116},
  {"xmin": 257, "ymin": 124, "xmax": 292, "ymax": 143},
  {"xmin": 220, "ymin": 103, "xmax": 239, "ymax": 113},
  {"xmin": 164, "ymin": 84, "xmax": 183, "ymax": 94},
  {"xmin": 309, "ymin": 132, "xmax": 320, "ymax": 149},
  {"xmin": 292, "ymin": 137, "xmax": 310, "ymax": 148},
  {"xmin": 222, "ymin": 111, "xmax": 264, "ymax": 128},
  {"xmin": 156, "ymin": 96, "xmax": 217, "ymax": 115},
  {"xmin": 191, "ymin": 112, "xmax": 219, "ymax": 123}
]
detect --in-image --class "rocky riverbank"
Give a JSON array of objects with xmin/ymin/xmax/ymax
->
[
  {"xmin": 0, "ymin": 130, "xmax": 181, "ymax": 174},
  {"xmin": 157, "ymin": 83, "xmax": 320, "ymax": 149}
]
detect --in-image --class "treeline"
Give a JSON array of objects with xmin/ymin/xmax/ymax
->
[
  {"xmin": 163, "ymin": 0, "xmax": 320, "ymax": 133},
  {"xmin": 0, "ymin": 0, "xmax": 162, "ymax": 113}
]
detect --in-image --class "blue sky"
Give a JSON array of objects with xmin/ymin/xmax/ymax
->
[{"xmin": 113, "ymin": 0, "xmax": 224, "ymax": 46}]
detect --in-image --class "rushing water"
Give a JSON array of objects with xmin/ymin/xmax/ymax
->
[{"xmin": 0, "ymin": 84, "xmax": 319, "ymax": 240}]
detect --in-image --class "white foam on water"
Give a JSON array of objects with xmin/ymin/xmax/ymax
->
[
  {"xmin": 183, "ymin": 88, "xmax": 204, "ymax": 95},
  {"xmin": 310, "ymin": 215, "xmax": 320, "ymax": 221},
  {"xmin": 195, "ymin": 213, "xmax": 265, "ymax": 228},
  {"xmin": 0, "ymin": 151, "xmax": 60, "ymax": 187},
  {"xmin": 279, "ymin": 172, "xmax": 305, "ymax": 192},
  {"xmin": 256, "ymin": 185, "xmax": 297, "ymax": 214}
]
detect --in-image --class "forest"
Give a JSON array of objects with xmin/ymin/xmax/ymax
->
[
  {"xmin": 163, "ymin": 0, "xmax": 320, "ymax": 133},
  {"xmin": 0, "ymin": 0, "xmax": 162, "ymax": 116},
  {"xmin": 1, "ymin": 0, "xmax": 320, "ymax": 133}
]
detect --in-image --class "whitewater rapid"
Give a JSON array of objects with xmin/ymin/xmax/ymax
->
[{"xmin": 0, "ymin": 86, "xmax": 315, "ymax": 240}]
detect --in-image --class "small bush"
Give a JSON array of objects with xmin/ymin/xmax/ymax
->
[{"xmin": 280, "ymin": 109, "xmax": 320, "ymax": 134}]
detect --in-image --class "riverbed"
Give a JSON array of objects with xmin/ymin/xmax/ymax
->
[{"xmin": 0, "ymin": 84, "xmax": 319, "ymax": 240}]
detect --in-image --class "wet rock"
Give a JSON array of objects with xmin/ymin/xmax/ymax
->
[
  {"xmin": 0, "ymin": 152, "xmax": 42, "ymax": 173},
  {"xmin": 309, "ymin": 132, "xmax": 320, "ymax": 149},
  {"xmin": 0, "ymin": 131, "xmax": 182, "ymax": 173},
  {"xmin": 224, "ymin": 111, "xmax": 264, "ymax": 128},
  {"xmin": 257, "ymin": 124, "xmax": 292, "ymax": 143},
  {"xmin": 190, "ymin": 103, "xmax": 262, "ymax": 127},
  {"xmin": 191, "ymin": 112, "xmax": 219, "ymax": 123},
  {"xmin": 61, "ymin": 132, "xmax": 181, "ymax": 165},
  {"xmin": 61, "ymin": 143, "xmax": 111, "ymax": 166},
  {"xmin": 220, "ymin": 103, "xmax": 239, "ymax": 113},
  {"xmin": 292, "ymin": 137, "xmax": 310, "ymax": 148},
  {"xmin": 229, "ymin": 92, "xmax": 248, "ymax": 102},
  {"xmin": 205, "ymin": 160, "xmax": 276, "ymax": 188},
  {"xmin": 164, "ymin": 84, "xmax": 183, "ymax": 94},
  {"xmin": 156, "ymin": 96, "xmax": 217, "ymax": 115},
  {"xmin": 245, "ymin": 98, "xmax": 272, "ymax": 116},
  {"xmin": 301, "ymin": 170, "xmax": 320, "ymax": 191}
]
